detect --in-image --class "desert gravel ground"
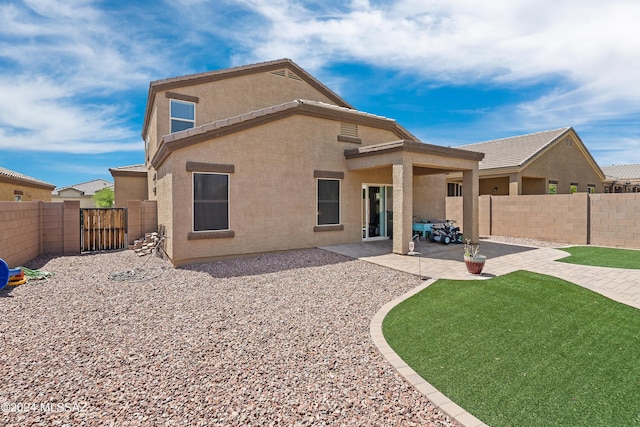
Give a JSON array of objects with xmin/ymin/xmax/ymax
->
[{"xmin": 0, "ymin": 249, "xmax": 459, "ymax": 426}]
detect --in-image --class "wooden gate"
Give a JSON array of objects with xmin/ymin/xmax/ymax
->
[{"xmin": 81, "ymin": 208, "xmax": 127, "ymax": 251}]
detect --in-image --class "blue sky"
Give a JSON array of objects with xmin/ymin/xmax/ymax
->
[{"xmin": 1, "ymin": 0, "xmax": 639, "ymax": 188}]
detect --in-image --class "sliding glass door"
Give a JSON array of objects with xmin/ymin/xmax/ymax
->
[{"xmin": 362, "ymin": 184, "xmax": 393, "ymax": 240}]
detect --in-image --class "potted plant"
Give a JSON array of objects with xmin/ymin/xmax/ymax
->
[{"xmin": 464, "ymin": 239, "xmax": 486, "ymax": 274}]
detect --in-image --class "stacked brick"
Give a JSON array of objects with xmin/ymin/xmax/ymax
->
[{"xmin": 130, "ymin": 232, "xmax": 160, "ymax": 256}]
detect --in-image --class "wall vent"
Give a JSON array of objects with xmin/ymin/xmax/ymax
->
[
  {"xmin": 287, "ymin": 71, "xmax": 303, "ymax": 81},
  {"xmin": 270, "ymin": 69, "xmax": 286, "ymax": 78},
  {"xmin": 341, "ymin": 123, "xmax": 358, "ymax": 138}
]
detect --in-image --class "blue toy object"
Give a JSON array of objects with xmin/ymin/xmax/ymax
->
[{"xmin": 0, "ymin": 258, "xmax": 8, "ymax": 290}]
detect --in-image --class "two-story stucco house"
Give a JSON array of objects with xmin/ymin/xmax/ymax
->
[{"xmin": 140, "ymin": 59, "xmax": 483, "ymax": 266}]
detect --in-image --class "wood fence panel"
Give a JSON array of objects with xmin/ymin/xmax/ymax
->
[{"xmin": 81, "ymin": 208, "xmax": 127, "ymax": 251}]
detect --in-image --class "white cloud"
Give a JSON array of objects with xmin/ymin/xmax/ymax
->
[
  {"xmin": 0, "ymin": 76, "xmax": 141, "ymax": 153},
  {"xmin": 221, "ymin": 0, "xmax": 640, "ymax": 128},
  {"xmin": 1, "ymin": 0, "xmax": 638, "ymax": 161},
  {"xmin": 0, "ymin": 0, "xmax": 170, "ymax": 154}
]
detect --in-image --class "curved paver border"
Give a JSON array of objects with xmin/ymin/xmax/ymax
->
[{"xmin": 370, "ymin": 278, "xmax": 489, "ymax": 427}]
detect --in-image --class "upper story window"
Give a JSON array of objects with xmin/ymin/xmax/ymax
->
[{"xmin": 170, "ymin": 99, "xmax": 195, "ymax": 133}]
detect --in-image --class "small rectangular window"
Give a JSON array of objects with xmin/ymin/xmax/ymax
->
[
  {"xmin": 549, "ymin": 182, "xmax": 557, "ymax": 194},
  {"xmin": 317, "ymin": 179, "xmax": 340, "ymax": 225},
  {"xmin": 587, "ymin": 185, "xmax": 595, "ymax": 194},
  {"xmin": 171, "ymin": 99, "xmax": 195, "ymax": 133},
  {"xmin": 193, "ymin": 173, "xmax": 229, "ymax": 231}
]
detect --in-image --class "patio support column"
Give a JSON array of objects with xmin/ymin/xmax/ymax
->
[
  {"xmin": 509, "ymin": 173, "xmax": 522, "ymax": 195},
  {"xmin": 462, "ymin": 166, "xmax": 480, "ymax": 244},
  {"xmin": 392, "ymin": 161, "xmax": 413, "ymax": 255}
]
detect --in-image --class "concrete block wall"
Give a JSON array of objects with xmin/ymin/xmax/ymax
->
[
  {"xmin": 491, "ymin": 194, "xmax": 588, "ymax": 244},
  {"xmin": 0, "ymin": 202, "xmax": 41, "ymax": 267},
  {"xmin": 41, "ymin": 202, "xmax": 64, "ymax": 254},
  {"xmin": 63, "ymin": 201, "xmax": 81, "ymax": 254},
  {"xmin": 590, "ymin": 193, "xmax": 640, "ymax": 249},
  {"xmin": 447, "ymin": 193, "xmax": 640, "ymax": 248}
]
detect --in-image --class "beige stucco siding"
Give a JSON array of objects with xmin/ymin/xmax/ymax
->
[
  {"xmin": 0, "ymin": 182, "xmax": 53, "ymax": 201},
  {"xmin": 113, "ymin": 175, "xmax": 148, "ymax": 208},
  {"xmin": 155, "ymin": 160, "xmax": 174, "ymax": 260},
  {"xmin": 152, "ymin": 70, "xmax": 342, "ymax": 149},
  {"xmin": 413, "ymin": 175, "xmax": 447, "ymax": 220},
  {"xmin": 478, "ymin": 176, "xmax": 510, "ymax": 195},
  {"xmin": 162, "ymin": 116, "xmax": 409, "ymax": 265},
  {"xmin": 524, "ymin": 135, "xmax": 603, "ymax": 193}
]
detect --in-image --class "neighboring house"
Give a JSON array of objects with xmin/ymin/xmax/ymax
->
[
  {"xmin": 109, "ymin": 164, "xmax": 148, "ymax": 208},
  {"xmin": 0, "ymin": 166, "xmax": 55, "ymax": 201},
  {"xmin": 446, "ymin": 127, "xmax": 605, "ymax": 196},
  {"xmin": 52, "ymin": 179, "xmax": 114, "ymax": 208},
  {"xmin": 601, "ymin": 164, "xmax": 640, "ymax": 193},
  {"xmin": 140, "ymin": 58, "xmax": 484, "ymax": 266}
]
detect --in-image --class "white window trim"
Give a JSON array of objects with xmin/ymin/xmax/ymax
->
[
  {"xmin": 192, "ymin": 172, "xmax": 230, "ymax": 232},
  {"xmin": 316, "ymin": 178, "xmax": 341, "ymax": 226},
  {"xmin": 170, "ymin": 99, "xmax": 195, "ymax": 133}
]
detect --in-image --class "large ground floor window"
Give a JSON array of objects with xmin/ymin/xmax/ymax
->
[
  {"xmin": 193, "ymin": 173, "xmax": 229, "ymax": 231},
  {"xmin": 317, "ymin": 179, "xmax": 340, "ymax": 225}
]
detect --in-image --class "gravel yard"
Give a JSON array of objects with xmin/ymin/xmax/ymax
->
[{"xmin": 0, "ymin": 249, "xmax": 458, "ymax": 426}]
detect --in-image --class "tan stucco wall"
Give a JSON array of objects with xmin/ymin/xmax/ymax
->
[
  {"xmin": 165, "ymin": 116, "xmax": 378, "ymax": 264},
  {"xmin": 52, "ymin": 194, "xmax": 96, "ymax": 208},
  {"xmin": 522, "ymin": 177, "xmax": 546, "ymax": 195},
  {"xmin": 524, "ymin": 134, "xmax": 604, "ymax": 193},
  {"xmin": 478, "ymin": 176, "xmax": 509, "ymax": 196},
  {"xmin": 159, "ymin": 114, "xmax": 449, "ymax": 265},
  {"xmin": 155, "ymin": 160, "xmax": 174, "ymax": 260},
  {"xmin": 413, "ymin": 174, "xmax": 446, "ymax": 220},
  {"xmin": 147, "ymin": 68, "xmax": 342, "ymax": 163},
  {"xmin": 113, "ymin": 175, "xmax": 148, "ymax": 208},
  {"xmin": 0, "ymin": 181, "xmax": 53, "ymax": 201}
]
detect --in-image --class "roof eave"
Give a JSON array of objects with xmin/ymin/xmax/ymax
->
[
  {"xmin": 0, "ymin": 175, "xmax": 56, "ymax": 191},
  {"xmin": 345, "ymin": 140, "xmax": 485, "ymax": 161}
]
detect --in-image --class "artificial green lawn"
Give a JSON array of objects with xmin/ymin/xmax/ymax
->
[
  {"xmin": 382, "ymin": 271, "xmax": 640, "ymax": 427},
  {"xmin": 558, "ymin": 246, "xmax": 640, "ymax": 269}
]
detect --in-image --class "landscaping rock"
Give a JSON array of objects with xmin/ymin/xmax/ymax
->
[{"xmin": 0, "ymin": 249, "xmax": 459, "ymax": 426}]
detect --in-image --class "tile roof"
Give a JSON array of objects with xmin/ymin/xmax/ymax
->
[
  {"xmin": 601, "ymin": 164, "xmax": 640, "ymax": 180},
  {"xmin": 109, "ymin": 164, "xmax": 147, "ymax": 173},
  {"xmin": 53, "ymin": 179, "xmax": 113, "ymax": 196},
  {"xmin": 457, "ymin": 128, "xmax": 571, "ymax": 170},
  {"xmin": 0, "ymin": 166, "xmax": 56, "ymax": 188},
  {"xmin": 153, "ymin": 99, "xmax": 419, "ymax": 168},
  {"xmin": 162, "ymin": 99, "xmax": 417, "ymax": 144}
]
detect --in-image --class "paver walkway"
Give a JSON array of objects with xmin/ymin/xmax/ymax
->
[
  {"xmin": 321, "ymin": 239, "xmax": 640, "ymax": 309},
  {"xmin": 320, "ymin": 239, "xmax": 640, "ymax": 427}
]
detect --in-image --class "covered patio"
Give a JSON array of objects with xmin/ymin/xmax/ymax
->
[{"xmin": 345, "ymin": 140, "xmax": 484, "ymax": 255}]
